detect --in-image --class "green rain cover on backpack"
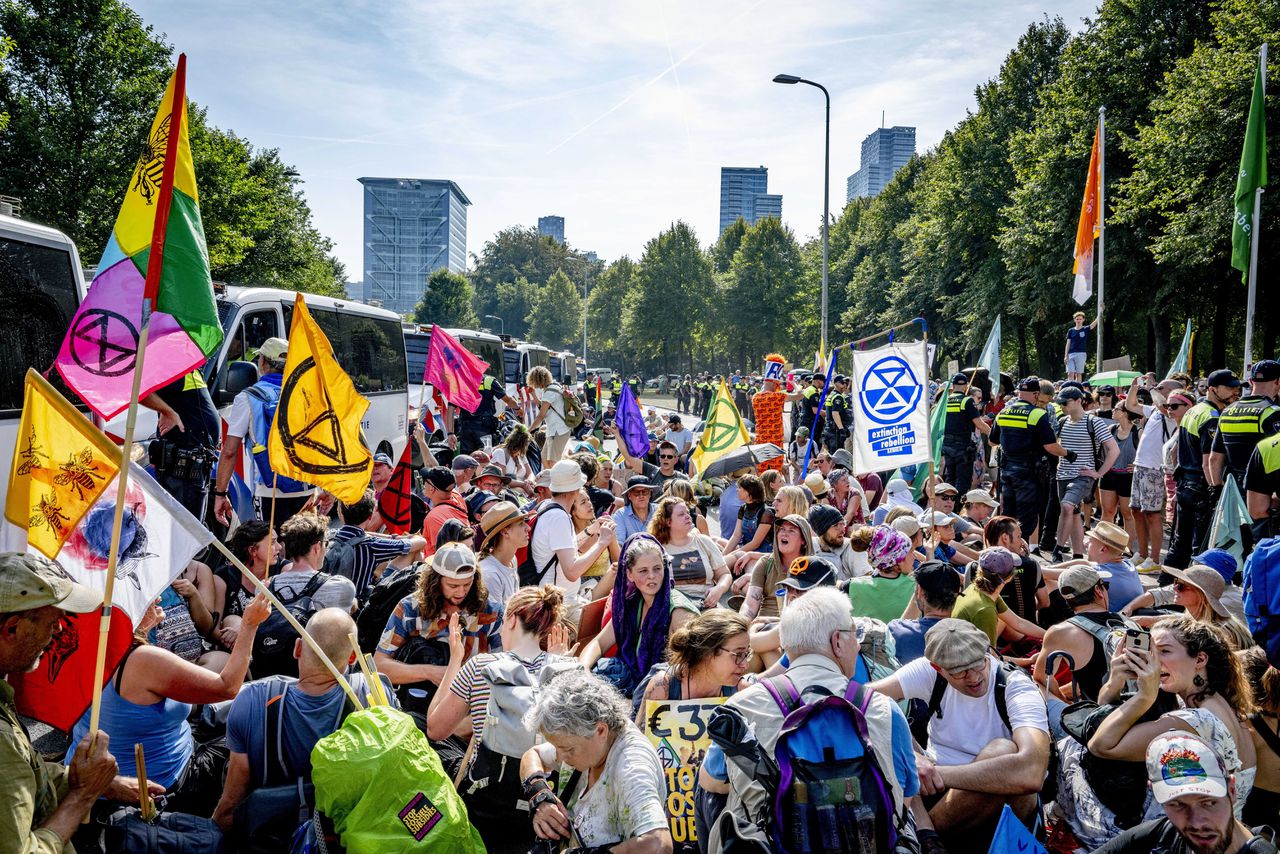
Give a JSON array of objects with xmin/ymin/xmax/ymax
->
[{"xmin": 311, "ymin": 705, "xmax": 484, "ymax": 854}]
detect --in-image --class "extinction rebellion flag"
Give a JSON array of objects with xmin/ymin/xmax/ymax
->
[{"xmin": 849, "ymin": 341, "xmax": 931, "ymax": 475}]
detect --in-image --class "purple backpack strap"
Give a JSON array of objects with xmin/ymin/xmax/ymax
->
[{"xmin": 761, "ymin": 674, "xmax": 802, "ymax": 715}]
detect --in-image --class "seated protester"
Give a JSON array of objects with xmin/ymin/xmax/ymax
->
[
  {"xmin": 1033, "ymin": 566, "xmax": 1128, "ymax": 709},
  {"xmin": 476, "ymin": 501, "xmax": 530, "ymax": 610},
  {"xmin": 1241, "ymin": 648, "xmax": 1280, "ymax": 826},
  {"xmin": 520, "ymin": 670, "xmax": 672, "ymax": 851},
  {"xmin": 1045, "ymin": 521, "xmax": 1144, "ymax": 612},
  {"xmin": 870, "ymin": 619, "xmax": 1050, "ymax": 846},
  {"xmin": 528, "ymin": 460, "xmax": 617, "ymax": 619},
  {"xmin": 828, "ymin": 468, "xmax": 868, "ymax": 526},
  {"xmin": 921, "ymin": 512, "xmax": 975, "ymax": 566},
  {"xmin": 212, "ymin": 521, "xmax": 279, "ymax": 652},
  {"xmin": 66, "ymin": 594, "xmax": 272, "ymax": 817},
  {"xmin": 845, "ymin": 525, "xmax": 918, "ymax": 624},
  {"xmin": 614, "ymin": 429, "xmax": 688, "ymax": 490},
  {"xmin": 649, "ymin": 496, "xmax": 731, "ymax": 608},
  {"xmin": 490, "ymin": 423, "xmax": 537, "ymax": 496},
  {"xmin": 923, "ymin": 481, "xmax": 981, "ymax": 539},
  {"xmin": 595, "ymin": 455, "xmax": 624, "ymax": 498},
  {"xmin": 472, "ymin": 463, "xmax": 523, "ymax": 508},
  {"xmin": 614, "ymin": 475, "xmax": 659, "ymax": 543},
  {"xmin": 702, "ymin": 588, "xmax": 920, "ymax": 853},
  {"xmin": 427, "ymin": 586, "xmax": 574, "ymax": 850},
  {"xmin": 983, "ymin": 515, "xmax": 1047, "ymax": 627},
  {"xmin": 804, "ymin": 470, "xmax": 832, "ymax": 506},
  {"xmin": 634, "ymin": 610, "xmax": 752, "ymax": 720},
  {"xmin": 571, "ymin": 487, "xmax": 620, "ymax": 594},
  {"xmin": 716, "ymin": 467, "xmax": 750, "ymax": 540},
  {"xmin": 451, "ymin": 453, "xmax": 480, "ymax": 494},
  {"xmin": 152, "ymin": 561, "xmax": 221, "ymax": 669},
  {"xmin": 1123, "ymin": 548, "xmax": 1248, "ymax": 627},
  {"xmin": 465, "ymin": 489, "xmax": 502, "ymax": 530},
  {"xmin": 809, "ymin": 504, "xmax": 870, "ymax": 580},
  {"xmin": 738, "ymin": 514, "xmax": 814, "ymax": 622},
  {"xmin": 329, "ymin": 489, "xmax": 425, "ymax": 600},
  {"xmin": 663, "ymin": 478, "xmax": 712, "ymax": 536},
  {"xmin": 722, "ymin": 473, "xmax": 775, "ymax": 560},
  {"xmin": 1144, "ymin": 565, "xmax": 1255, "ymax": 651},
  {"xmin": 889, "ymin": 560, "xmax": 961, "ymax": 665},
  {"xmin": 786, "ymin": 426, "xmax": 810, "ymax": 475},
  {"xmin": 745, "ymin": 555, "xmax": 844, "ymax": 672},
  {"xmin": 952, "ymin": 547, "xmax": 1045, "ymax": 652},
  {"xmin": 420, "ymin": 466, "xmax": 468, "ymax": 558},
  {"xmin": 211, "ymin": 608, "xmax": 396, "ymax": 837},
  {"xmin": 573, "ymin": 452, "xmax": 617, "ymax": 518},
  {"xmin": 1088, "ymin": 616, "xmax": 1258, "ymax": 821},
  {"xmin": 892, "ymin": 514, "xmax": 932, "ymax": 568},
  {"xmin": 1092, "ymin": 731, "xmax": 1278, "ymax": 854},
  {"xmin": 872, "ymin": 477, "xmax": 922, "ymax": 525},
  {"xmin": 960, "ymin": 489, "xmax": 999, "ymax": 538},
  {"xmin": 373, "ymin": 543, "xmax": 502, "ymax": 701},
  {"xmin": 580, "ymin": 534, "xmax": 698, "ymax": 697},
  {"xmin": 260, "ymin": 513, "xmax": 359, "ymax": 678}
]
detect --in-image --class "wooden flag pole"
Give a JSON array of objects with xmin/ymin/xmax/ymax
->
[
  {"xmin": 135, "ymin": 744, "xmax": 155, "ymax": 822},
  {"xmin": 349, "ymin": 633, "xmax": 381, "ymax": 706},
  {"xmin": 264, "ymin": 482, "xmax": 278, "ymax": 579}
]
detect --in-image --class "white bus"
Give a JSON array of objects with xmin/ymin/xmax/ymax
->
[
  {"xmin": 0, "ymin": 213, "xmax": 88, "ymax": 550},
  {"xmin": 552, "ymin": 350, "xmax": 578, "ymax": 388},
  {"xmin": 501, "ymin": 338, "xmax": 551, "ymax": 420}
]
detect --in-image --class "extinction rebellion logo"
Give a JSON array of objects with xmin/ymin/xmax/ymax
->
[{"xmin": 859, "ymin": 355, "xmax": 922, "ymax": 457}]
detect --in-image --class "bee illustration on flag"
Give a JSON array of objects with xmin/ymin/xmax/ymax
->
[
  {"xmin": 53, "ymin": 449, "xmax": 109, "ymax": 500},
  {"xmin": 16, "ymin": 428, "xmax": 46, "ymax": 476},
  {"xmin": 131, "ymin": 114, "xmax": 171, "ymax": 205}
]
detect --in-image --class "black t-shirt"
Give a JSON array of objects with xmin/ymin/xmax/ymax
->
[
  {"xmin": 153, "ymin": 374, "xmax": 220, "ymax": 450},
  {"xmin": 998, "ymin": 555, "xmax": 1044, "ymax": 623},
  {"xmin": 651, "ymin": 469, "xmax": 689, "ymax": 489},
  {"xmin": 586, "ymin": 484, "xmax": 615, "ymax": 518},
  {"xmin": 1092, "ymin": 817, "xmax": 1277, "ymax": 854}
]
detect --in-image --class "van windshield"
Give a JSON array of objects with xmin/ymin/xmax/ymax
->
[
  {"xmin": 303, "ymin": 306, "xmax": 407, "ymax": 394},
  {"xmin": 0, "ymin": 236, "xmax": 80, "ymax": 413},
  {"xmin": 503, "ymin": 348, "xmax": 520, "ymax": 384}
]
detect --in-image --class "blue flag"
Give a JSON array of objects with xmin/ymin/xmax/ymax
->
[
  {"xmin": 615, "ymin": 382, "xmax": 650, "ymax": 459},
  {"xmin": 988, "ymin": 805, "xmax": 1047, "ymax": 854}
]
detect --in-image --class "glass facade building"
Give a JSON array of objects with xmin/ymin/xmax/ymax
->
[
  {"xmin": 846, "ymin": 127, "xmax": 916, "ymax": 200},
  {"xmin": 359, "ymin": 177, "xmax": 470, "ymax": 316},
  {"xmin": 719, "ymin": 166, "xmax": 782, "ymax": 234},
  {"xmin": 538, "ymin": 215, "xmax": 565, "ymax": 245}
]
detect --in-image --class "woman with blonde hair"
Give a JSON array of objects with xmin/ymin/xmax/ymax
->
[
  {"xmin": 648, "ymin": 496, "xmax": 731, "ymax": 608},
  {"xmin": 526, "ymin": 365, "xmax": 573, "ymax": 464},
  {"xmin": 662, "ymin": 477, "xmax": 710, "ymax": 535},
  {"xmin": 571, "ymin": 487, "xmax": 619, "ymax": 597},
  {"xmin": 1157, "ymin": 565, "xmax": 1256, "ymax": 650},
  {"xmin": 490, "ymin": 422, "xmax": 535, "ymax": 495},
  {"xmin": 760, "ymin": 469, "xmax": 783, "ymax": 502}
]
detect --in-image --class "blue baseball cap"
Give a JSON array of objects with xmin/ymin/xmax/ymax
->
[{"xmin": 1191, "ymin": 548, "xmax": 1238, "ymax": 583}]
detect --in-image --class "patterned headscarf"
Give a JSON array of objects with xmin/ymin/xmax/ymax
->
[
  {"xmin": 867, "ymin": 525, "xmax": 911, "ymax": 573},
  {"xmin": 612, "ymin": 533, "xmax": 674, "ymax": 681}
]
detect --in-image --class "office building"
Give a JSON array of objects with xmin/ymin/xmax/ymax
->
[
  {"xmin": 719, "ymin": 166, "xmax": 783, "ymax": 234},
  {"xmin": 846, "ymin": 126, "xmax": 916, "ymax": 200},
  {"xmin": 359, "ymin": 177, "xmax": 470, "ymax": 316},
  {"xmin": 538, "ymin": 215, "xmax": 565, "ymax": 245}
]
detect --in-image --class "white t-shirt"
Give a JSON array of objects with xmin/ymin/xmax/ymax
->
[
  {"xmin": 665, "ymin": 427, "xmax": 694, "ymax": 455},
  {"xmin": 894, "ymin": 654, "xmax": 1048, "ymax": 766},
  {"xmin": 480, "ymin": 553, "xmax": 518, "ymax": 611},
  {"xmin": 1134, "ymin": 404, "xmax": 1173, "ymax": 470},
  {"xmin": 226, "ymin": 389, "xmax": 314, "ymax": 498},
  {"xmin": 663, "ymin": 533, "xmax": 726, "ymax": 602},
  {"xmin": 530, "ymin": 502, "xmax": 579, "ymax": 600},
  {"xmin": 490, "ymin": 448, "xmax": 531, "ymax": 481},
  {"xmin": 539, "ymin": 385, "xmax": 571, "ymax": 437},
  {"xmin": 562, "ymin": 724, "xmax": 668, "ymax": 847}
]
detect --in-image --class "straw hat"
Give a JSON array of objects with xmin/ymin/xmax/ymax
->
[
  {"xmin": 1087, "ymin": 521, "xmax": 1130, "ymax": 555},
  {"xmin": 478, "ymin": 501, "xmax": 530, "ymax": 552},
  {"xmin": 1164, "ymin": 565, "xmax": 1231, "ymax": 619}
]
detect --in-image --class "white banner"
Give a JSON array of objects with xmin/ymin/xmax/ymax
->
[{"xmin": 850, "ymin": 341, "xmax": 930, "ymax": 475}]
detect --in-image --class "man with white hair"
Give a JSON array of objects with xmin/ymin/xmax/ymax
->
[{"xmin": 702, "ymin": 587, "xmax": 920, "ymax": 852}]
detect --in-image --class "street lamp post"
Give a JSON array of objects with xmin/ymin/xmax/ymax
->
[
  {"xmin": 484, "ymin": 314, "xmax": 504, "ymax": 335},
  {"xmin": 773, "ymin": 73, "xmax": 830, "ymax": 359}
]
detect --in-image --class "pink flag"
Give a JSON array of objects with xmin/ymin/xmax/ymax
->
[
  {"xmin": 424, "ymin": 325, "xmax": 490, "ymax": 414},
  {"xmin": 55, "ymin": 260, "xmax": 206, "ymax": 420}
]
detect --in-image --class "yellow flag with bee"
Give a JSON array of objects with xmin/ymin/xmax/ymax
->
[{"xmin": 6, "ymin": 370, "xmax": 121, "ymax": 557}]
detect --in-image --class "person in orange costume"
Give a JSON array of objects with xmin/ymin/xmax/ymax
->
[{"xmin": 753, "ymin": 354, "xmax": 788, "ymax": 474}]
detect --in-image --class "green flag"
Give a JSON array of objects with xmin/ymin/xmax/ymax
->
[
  {"xmin": 902, "ymin": 390, "xmax": 949, "ymax": 502},
  {"xmin": 1209, "ymin": 479, "xmax": 1253, "ymax": 565},
  {"xmin": 1232, "ymin": 56, "xmax": 1268, "ymax": 281}
]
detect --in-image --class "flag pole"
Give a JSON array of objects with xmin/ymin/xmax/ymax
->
[
  {"xmin": 1097, "ymin": 105, "xmax": 1106, "ymax": 369},
  {"xmin": 88, "ymin": 55, "xmax": 189, "ymax": 746},
  {"xmin": 1244, "ymin": 44, "xmax": 1267, "ymax": 375}
]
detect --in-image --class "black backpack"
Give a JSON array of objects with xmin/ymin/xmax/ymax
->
[
  {"xmin": 355, "ymin": 564, "xmax": 422, "ymax": 654},
  {"xmin": 321, "ymin": 530, "xmax": 370, "ymax": 586},
  {"xmin": 516, "ymin": 500, "xmax": 569, "ymax": 587},
  {"xmin": 252, "ymin": 573, "xmax": 331, "ymax": 678}
]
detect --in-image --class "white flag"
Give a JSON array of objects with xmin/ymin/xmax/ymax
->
[{"xmin": 849, "ymin": 341, "xmax": 931, "ymax": 474}]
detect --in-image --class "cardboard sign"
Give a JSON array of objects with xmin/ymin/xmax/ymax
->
[{"xmin": 643, "ymin": 698, "xmax": 726, "ymax": 850}]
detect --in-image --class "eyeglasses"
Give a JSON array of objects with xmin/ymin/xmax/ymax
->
[
  {"xmin": 719, "ymin": 647, "xmax": 752, "ymax": 665},
  {"xmin": 1167, "ymin": 403, "xmax": 1188, "ymax": 410},
  {"xmin": 659, "ymin": 454, "xmax": 677, "ymax": 460}
]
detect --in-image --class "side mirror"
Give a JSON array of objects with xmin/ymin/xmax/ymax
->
[{"xmin": 215, "ymin": 360, "xmax": 259, "ymax": 407}]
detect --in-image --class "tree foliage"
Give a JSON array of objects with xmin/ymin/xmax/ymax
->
[
  {"xmin": 526, "ymin": 268, "xmax": 582, "ymax": 351},
  {"xmin": 469, "ymin": 226, "xmax": 599, "ymax": 338},
  {"xmin": 413, "ymin": 268, "xmax": 478, "ymax": 328}
]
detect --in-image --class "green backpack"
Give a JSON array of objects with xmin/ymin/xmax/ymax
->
[{"xmin": 311, "ymin": 706, "xmax": 484, "ymax": 854}]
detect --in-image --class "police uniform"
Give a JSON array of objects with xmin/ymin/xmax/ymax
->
[
  {"xmin": 455, "ymin": 374, "xmax": 502, "ymax": 453},
  {"xmin": 610, "ymin": 377, "xmax": 623, "ymax": 404},
  {"xmin": 800, "ymin": 382, "xmax": 825, "ymax": 440},
  {"xmin": 989, "ymin": 387, "xmax": 1058, "ymax": 542},
  {"xmin": 1167, "ymin": 389, "xmax": 1228, "ymax": 567},
  {"xmin": 733, "ymin": 378, "xmax": 750, "ymax": 417},
  {"xmin": 149, "ymin": 371, "xmax": 220, "ymax": 522},
  {"xmin": 1245, "ymin": 432, "xmax": 1280, "ymax": 540},
  {"xmin": 1210, "ymin": 393, "xmax": 1280, "ymax": 486},
  {"xmin": 822, "ymin": 382, "xmax": 849, "ymax": 453},
  {"xmin": 941, "ymin": 378, "xmax": 982, "ymax": 493}
]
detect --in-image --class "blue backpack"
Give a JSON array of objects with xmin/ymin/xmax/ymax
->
[
  {"xmin": 1243, "ymin": 537, "xmax": 1280, "ymax": 667},
  {"xmin": 759, "ymin": 675, "xmax": 900, "ymax": 854},
  {"xmin": 245, "ymin": 379, "xmax": 309, "ymax": 494}
]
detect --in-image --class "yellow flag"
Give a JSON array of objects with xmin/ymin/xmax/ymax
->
[
  {"xmin": 6, "ymin": 370, "xmax": 121, "ymax": 557},
  {"xmin": 268, "ymin": 294, "xmax": 372, "ymax": 503},
  {"xmin": 691, "ymin": 380, "xmax": 751, "ymax": 473}
]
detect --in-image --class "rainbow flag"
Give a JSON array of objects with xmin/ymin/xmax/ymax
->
[{"xmin": 56, "ymin": 55, "xmax": 221, "ymax": 420}]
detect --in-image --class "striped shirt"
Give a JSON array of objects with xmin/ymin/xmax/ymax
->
[
  {"xmin": 1056, "ymin": 414, "xmax": 1105, "ymax": 480},
  {"xmin": 329, "ymin": 525, "xmax": 411, "ymax": 598},
  {"xmin": 447, "ymin": 651, "xmax": 549, "ymax": 737}
]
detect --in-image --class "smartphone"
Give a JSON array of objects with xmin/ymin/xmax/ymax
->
[{"xmin": 1126, "ymin": 628, "xmax": 1152, "ymax": 653}]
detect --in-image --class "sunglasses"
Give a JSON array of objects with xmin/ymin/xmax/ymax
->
[
  {"xmin": 659, "ymin": 454, "xmax": 677, "ymax": 460},
  {"xmin": 1173, "ymin": 581, "xmax": 1197, "ymax": 593},
  {"xmin": 1167, "ymin": 402, "xmax": 1188, "ymax": 410}
]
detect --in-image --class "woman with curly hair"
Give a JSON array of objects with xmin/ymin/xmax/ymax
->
[
  {"xmin": 648, "ymin": 495, "xmax": 731, "ymax": 608},
  {"xmin": 1089, "ymin": 615, "xmax": 1257, "ymax": 819}
]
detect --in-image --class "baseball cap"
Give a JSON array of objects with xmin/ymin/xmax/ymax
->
[
  {"xmin": 950, "ymin": 373, "xmax": 970, "ymax": 385},
  {"xmin": 1190, "ymin": 548, "xmax": 1238, "ymax": 584},
  {"xmin": 890, "ymin": 515, "xmax": 922, "ymax": 537},
  {"xmin": 921, "ymin": 511, "xmax": 954, "ymax": 530},
  {"xmin": 807, "ymin": 504, "xmax": 843, "ymax": 536},
  {"xmin": 964, "ymin": 489, "xmax": 998, "ymax": 508},
  {"xmin": 914, "ymin": 560, "xmax": 961, "ymax": 601},
  {"xmin": 924, "ymin": 619, "xmax": 991, "ymax": 673},
  {"xmin": 933, "ymin": 481, "xmax": 959, "ymax": 497},
  {"xmin": 423, "ymin": 466, "xmax": 457, "ymax": 491},
  {"xmin": 777, "ymin": 556, "xmax": 838, "ymax": 592},
  {"xmin": 451, "ymin": 454, "xmax": 479, "ymax": 472},
  {"xmin": 623, "ymin": 474, "xmax": 658, "ymax": 495},
  {"xmin": 1206, "ymin": 369, "xmax": 1241, "ymax": 389},
  {"xmin": 1146, "ymin": 731, "xmax": 1229, "ymax": 804},
  {"xmin": 372, "ymin": 452, "xmax": 394, "ymax": 467},
  {"xmin": 1054, "ymin": 386, "xmax": 1085, "ymax": 403},
  {"xmin": 977, "ymin": 546, "xmax": 1018, "ymax": 578},
  {"xmin": 432, "ymin": 542, "xmax": 479, "ymax": 580},
  {"xmin": 1017, "ymin": 376, "xmax": 1041, "ymax": 392},
  {"xmin": 1250, "ymin": 359, "xmax": 1280, "ymax": 382},
  {"xmin": 0, "ymin": 552, "xmax": 101, "ymax": 614},
  {"xmin": 257, "ymin": 337, "xmax": 289, "ymax": 362},
  {"xmin": 1058, "ymin": 565, "xmax": 1111, "ymax": 598}
]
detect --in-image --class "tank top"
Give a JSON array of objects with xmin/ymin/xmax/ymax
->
[
  {"xmin": 1070, "ymin": 611, "xmax": 1119, "ymax": 701},
  {"xmin": 1108, "ymin": 426, "xmax": 1140, "ymax": 474}
]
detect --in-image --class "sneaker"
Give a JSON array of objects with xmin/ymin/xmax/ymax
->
[{"xmin": 1050, "ymin": 547, "xmax": 1066, "ymax": 564}]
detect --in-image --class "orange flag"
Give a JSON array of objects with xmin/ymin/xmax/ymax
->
[{"xmin": 1072, "ymin": 124, "xmax": 1101, "ymax": 305}]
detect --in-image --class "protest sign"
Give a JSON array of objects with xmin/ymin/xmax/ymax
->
[
  {"xmin": 643, "ymin": 698, "xmax": 725, "ymax": 851},
  {"xmin": 849, "ymin": 341, "xmax": 931, "ymax": 474}
]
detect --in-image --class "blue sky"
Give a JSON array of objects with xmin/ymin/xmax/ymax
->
[{"xmin": 131, "ymin": 0, "xmax": 1099, "ymax": 280}]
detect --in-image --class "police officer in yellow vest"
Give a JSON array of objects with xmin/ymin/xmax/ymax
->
[
  {"xmin": 1168, "ymin": 369, "xmax": 1242, "ymax": 567},
  {"xmin": 142, "ymin": 370, "xmax": 221, "ymax": 523},
  {"xmin": 609, "ymin": 375, "xmax": 623, "ymax": 405},
  {"xmin": 988, "ymin": 377, "xmax": 1073, "ymax": 544},
  {"xmin": 941, "ymin": 373, "xmax": 992, "ymax": 494},
  {"xmin": 822, "ymin": 375, "xmax": 851, "ymax": 453},
  {"xmin": 733, "ymin": 375, "xmax": 750, "ymax": 418},
  {"xmin": 1208, "ymin": 360, "xmax": 1280, "ymax": 490},
  {"xmin": 453, "ymin": 372, "xmax": 521, "ymax": 454},
  {"xmin": 1245, "ymin": 430, "xmax": 1280, "ymax": 541}
]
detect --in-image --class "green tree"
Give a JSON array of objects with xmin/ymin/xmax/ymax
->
[
  {"xmin": 470, "ymin": 226, "xmax": 597, "ymax": 335},
  {"xmin": 624, "ymin": 221, "xmax": 713, "ymax": 374},
  {"xmin": 722, "ymin": 217, "xmax": 803, "ymax": 365},
  {"xmin": 586, "ymin": 256, "xmax": 635, "ymax": 366},
  {"xmin": 711, "ymin": 217, "xmax": 749, "ymax": 273},
  {"xmin": 526, "ymin": 269, "xmax": 582, "ymax": 350},
  {"xmin": 412, "ymin": 268, "xmax": 479, "ymax": 327}
]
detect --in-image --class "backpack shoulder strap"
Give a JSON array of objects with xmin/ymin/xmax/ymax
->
[
  {"xmin": 993, "ymin": 664, "xmax": 1013, "ymax": 735},
  {"xmin": 1250, "ymin": 713, "xmax": 1280, "ymax": 758},
  {"xmin": 760, "ymin": 674, "xmax": 802, "ymax": 716},
  {"xmin": 262, "ymin": 678, "xmax": 293, "ymax": 787},
  {"xmin": 300, "ymin": 571, "xmax": 330, "ymax": 600},
  {"xmin": 925, "ymin": 671, "xmax": 948, "ymax": 722},
  {"xmin": 245, "ymin": 383, "xmax": 274, "ymax": 404},
  {"xmin": 1066, "ymin": 614, "xmax": 1118, "ymax": 652}
]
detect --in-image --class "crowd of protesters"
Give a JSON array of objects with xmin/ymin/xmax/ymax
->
[{"xmin": 5, "ymin": 319, "xmax": 1280, "ymax": 854}]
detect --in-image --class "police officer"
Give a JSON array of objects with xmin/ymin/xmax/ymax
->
[
  {"xmin": 1245, "ymin": 430, "xmax": 1280, "ymax": 541},
  {"xmin": 584, "ymin": 372, "xmax": 597, "ymax": 412},
  {"xmin": 823, "ymin": 375, "xmax": 850, "ymax": 453},
  {"xmin": 988, "ymin": 376, "xmax": 1074, "ymax": 545},
  {"xmin": 733, "ymin": 374, "xmax": 750, "ymax": 417},
  {"xmin": 452, "ymin": 370, "xmax": 521, "ymax": 454},
  {"xmin": 1168, "ymin": 369, "xmax": 1242, "ymax": 567},
  {"xmin": 609, "ymin": 374, "xmax": 623, "ymax": 405},
  {"xmin": 941, "ymin": 372, "xmax": 991, "ymax": 493},
  {"xmin": 698, "ymin": 375, "xmax": 712, "ymax": 420},
  {"xmin": 1208, "ymin": 359, "xmax": 1280, "ymax": 489},
  {"xmin": 143, "ymin": 370, "xmax": 220, "ymax": 523}
]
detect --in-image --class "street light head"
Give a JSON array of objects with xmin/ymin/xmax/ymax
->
[{"xmin": 773, "ymin": 73, "xmax": 802, "ymax": 84}]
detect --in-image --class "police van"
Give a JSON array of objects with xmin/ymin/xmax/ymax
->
[{"xmin": 501, "ymin": 338, "xmax": 551, "ymax": 420}]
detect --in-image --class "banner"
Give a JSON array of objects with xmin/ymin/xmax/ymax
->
[
  {"xmin": 377, "ymin": 442, "xmax": 415, "ymax": 534},
  {"xmin": 643, "ymin": 698, "xmax": 724, "ymax": 852},
  {"xmin": 850, "ymin": 341, "xmax": 931, "ymax": 475},
  {"xmin": 988, "ymin": 804, "xmax": 1048, "ymax": 854},
  {"xmin": 979, "ymin": 315, "xmax": 1001, "ymax": 382},
  {"xmin": 424, "ymin": 325, "xmax": 488, "ymax": 413},
  {"xmin": 1232, "ymin": 54, "xmax": 1267, "ymax": 282}
]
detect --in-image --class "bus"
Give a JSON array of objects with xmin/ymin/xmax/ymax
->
[
  {"xmin": 404, "ymin": 324, "xmax": 506, "ymax": 424},
  {"xmin": 0, "ymin": 213, "xmax": 88, "ymax": 551},
  {"xmin": 552, "ymin": 351, "xmax": 578, "ymax": 388},
  {"xmin": 500, "ymin": 338, "xmax": 551, "ymax": 418}
]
